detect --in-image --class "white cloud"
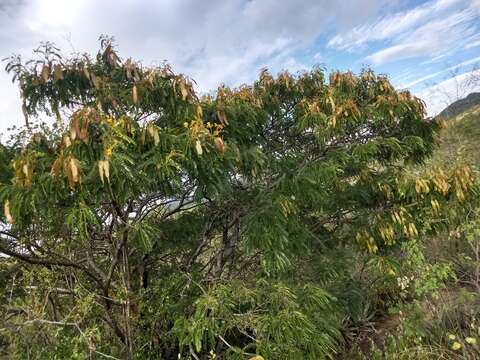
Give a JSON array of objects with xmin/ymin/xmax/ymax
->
[
  {"xmin": 366, "ymin": 43, "xmax": 432, "ymax": 65},
  {"xmin": 465, "ymin": 39, "xmax": 480, "ymax": 49},
  {"xmin": 401, "ymin": 55, "xmax": 480, "ymax": 88},
  {"xmin": 329, "ymin": 0, "xmax": 480, "ymax": 66},
  {"xmin": 0, "ymin": 0, "xmax": 388, "ymax": 133},
  {"xmin": 421, "ymin": 53, "xmax": 448, "ymax": 65},
  {"xmin": 0, "ymin": 0, "xmax": 477, "ymax": 133},
  {"xmin": 328, "ymin": 0, "xmax": 463, "ymax": 51},
  {"xmin": 416, "ymin": 69, "xmax": 480, "ymax": 115},
  {"xmin": 365, "ymin": 6, "xmax": 478, "ymax": 65},
  {"xmin": 313, "ymin": 52, "xmax": 323, "ymax": 62}
]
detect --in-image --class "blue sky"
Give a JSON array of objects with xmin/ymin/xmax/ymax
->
[{"xmin": 1, "ymin": 0, "xmax": 479, "ymax": 134}]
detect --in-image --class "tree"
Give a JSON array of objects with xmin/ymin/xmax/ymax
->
[{"xmin": 0, "ymin": 38, "xmax": 473, "ymax": 359}]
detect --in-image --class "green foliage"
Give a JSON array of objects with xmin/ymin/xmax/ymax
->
[
  {"xmin": 174, "ymin": 280, "xmax": 341, "ymax": 359},
  {"xmin": 0, "ymin": 38, "xmax": 476, "ymax": 359}
]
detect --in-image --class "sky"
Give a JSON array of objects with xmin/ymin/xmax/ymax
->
[{"xmin": 1, "ymin": 0, "xmax": 480, "ymax": 135}]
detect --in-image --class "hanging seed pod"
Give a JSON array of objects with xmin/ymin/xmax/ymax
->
[
  {"xmin": 51, "ymin": 156, "xmax": 63, "ymax": 177},
  {"xmin": 179, "ymin": 82, "xmax": 188, "ymax": 100},
  {"xmin": 328, "ymin": 95, "xmax": 335, "ymax": 112},
  {"xmin": 91, "ymin": 73, "xmax": 100, "ymax": 89},
  {"xmin": 147, "ymin": 124, "xmax": 160, "ymax": 145},
  {"xmin": 4, "ymin": 200, "xmax": 13, "ymax": 224},
  {"xmin": 195, "ymin": 105, "xmax": 203, "ymax": 119},
  {"xmin": 125, "ymin": 59, "xmax": 133, "ymax": 80},
  {"xmin": 133, "ymin": 68, "xmax": 141, "ymax": 82},
  {"xmin": 53, "ymin": 64, "xmax": 63, "ymax": 81},
  {"xmin": 214, "ymin": 137, "xmax": 225, "ymax": 154},
  {"xmin": 132, "ymin": 85, "xmax": 138, "ymax": 104},
  {"xmin": 195, "ymin": 140, "xmax": 203, "ymax": 155},
  {"xmin": 65, "ymin": 156, "xmax": 82, "ymax": 189},
  {"xmin": 41, "ymin": 64, "xmax": 50, "ymax": 83},
  {"xmin": 22, "ymin": 102, "xmax": 29, "ymax": 128},
  {"xmin": 83, "ymin": 65, "xmax": 90, "ymax": 80},
  {"xmin": 22, "ymin": 163, "xmax": 29, "ymax": 178},
  {"xmin": 217, "ymin": 110, "xmax": 228, "ymax": 125},
  {"xmin": 98, "ymin": 159, "xmax": 110, "ymax": 184}
]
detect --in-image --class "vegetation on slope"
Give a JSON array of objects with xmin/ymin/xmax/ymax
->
[
  {"xmin": 437, "ymin": 93, "xmax": 480, "ymax": 120},
  {"xmin": 0, "ymin": 39, "xmax": 478, "ymax": 359},
  {"xmin": 353, "ymin": 105, "xmax": 480, "ymax": 359}
]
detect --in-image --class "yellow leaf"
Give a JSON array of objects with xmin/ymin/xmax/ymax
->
[
  {"xmin": 451, "ymin": 341, "xmax": 462, "ymax": 350},
  {"xmin": 466, "ymin": 337, "xmax": 476, "ymax": 345},
  {"xmin": 195, "ymin": 140, "xmax": 203, "ymax": 155},
  {"xmin": 248, "ymin": 356, "xmax": 264, "ymax": 360},
  {"xmin": 4, "ymin": 200, "xmax": 13, "ymax": 224}
]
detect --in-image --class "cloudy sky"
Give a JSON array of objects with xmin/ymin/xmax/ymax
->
[{"xmin": 1, "ymin": 0, "xmax": 480, "ymax": 134}]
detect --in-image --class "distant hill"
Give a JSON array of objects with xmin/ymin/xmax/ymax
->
[{"xmin": 437, "ymin": 92, "xmax": 480, "ymax": 119}]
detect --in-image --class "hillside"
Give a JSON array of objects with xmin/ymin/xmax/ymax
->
[
  {"xmin": 354, "ymin": 105, "xmax": 480, "ymax": 359},
  {"xmin": 437, "ymin": 92, "xmax": 480, "ymax": 119},
  {"xmin": 434, "ymin": 104, "xmax": 480, "ymax": 166}
]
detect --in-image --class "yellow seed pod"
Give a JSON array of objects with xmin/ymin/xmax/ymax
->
[
  {"xmin": 415, "ymin": 179, "xmax": 422, "ymax": 194},
  {"xmin": 179, "ymin": 82, "xmax": 188, "ymax": 100},
  {"xmin": 132, "ymin": 85, "xmax": 138, "ymax": 104},
  {"xmin": 214, "ymin": 137, "xmax": 225, "ymax": 154},
  {"xmin": 466, "ymin": 337, "xmax": 477, "ymax": 345},
  {"xmin": 98, "ymin": 159, "xmax": 110, "ymax": 184},
  {"xmin": 408, "ymin": 223, "xmax": 418, "ymax": 237},
  {"xmin": 41, "ymin": 64, "xmax": 50, "ymax": 82},
  {"xmin": 147, "ymin": 124, "xmax": 160, "ymax": 145},
  {"xmin": 63, "ymin": 134, "xmax": 72, "ymax": 148},
  {"xmin": 195, "ymin": 140, "xmax": 203, "ymax": 155},
  {"xmin": 195, "ymin": 104, "xmax": 203, "ymax": 119},
  {"xmin": 53, "ymin": 64, "xmax": 63, "ymax": 81},
  {"xmin": 329, "ymin": 115, "xmax": 337, "ymax": 128},
  {"xmin": 65, "ymin": 156, "xmax": 82, "ymax": 189},
  {"xmin": 4, "ymin": 200, "xmax": 13, "ymax": 224}
]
